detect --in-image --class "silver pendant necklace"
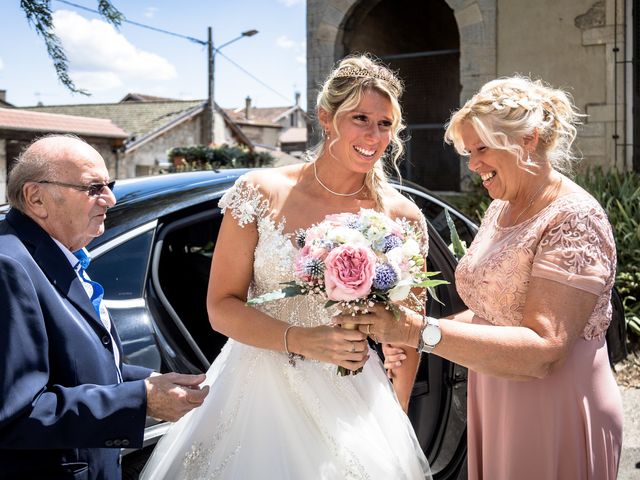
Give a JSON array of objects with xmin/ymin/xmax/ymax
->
[
  {"xmin": 313, "ymin": 161, "xmax": 366, "ymax": 197},
  {"xmin": 509, "ymin": 180, "xmax": 550, "ymax": 225}
]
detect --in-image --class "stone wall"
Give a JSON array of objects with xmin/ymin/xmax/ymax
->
[
  {"xmin": 496, "ymin": 0, "xmax": 625, "ymax": 169},
  {"xmin": 124, "ymin": 115, "xmax": 204, "ymax": 178},
  {"xmin": 241, "ymin": 125, "xmax": 281, "ymax": 148},
  {"xmin": 307, "ymin": 0, "xmax": 632, "ymax": 186}
]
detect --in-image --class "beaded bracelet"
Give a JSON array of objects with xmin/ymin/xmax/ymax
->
[{"xmin": 284, "ymin": 325, "xmax": 305, "ymax": 367}]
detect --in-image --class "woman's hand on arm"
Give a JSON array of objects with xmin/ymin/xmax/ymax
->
[{"xmin": 343, "ymin": 277, "xmax": 598, "ymax": 380}]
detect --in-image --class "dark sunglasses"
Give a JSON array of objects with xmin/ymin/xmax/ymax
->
[{"xmin": 37, "ymin": 180, "xmax": 116, "ymax": 197}]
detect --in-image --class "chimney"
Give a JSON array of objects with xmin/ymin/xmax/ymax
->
[
  {"xmin": 295, "ymin": 91, "xmax": 300, "ymax": 106},
  {"xmin": 0, "ymin": 90, "xmax": 6, "ymax": 102},
  {"xmin": 245, "ymin": 96, "xmax": 252, "ymax": 120}
]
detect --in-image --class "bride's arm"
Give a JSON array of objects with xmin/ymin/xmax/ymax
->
[
  {"xmin": 207, "ymin": 207, "xmax": 369, "ymax": 372},
  {"xmin": 385, "ymin": 343, "xmax": 419, "ymax": 412}
]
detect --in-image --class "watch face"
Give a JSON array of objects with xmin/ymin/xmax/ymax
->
[{"xmin": 423, "ymin": 324, "xmax": 442, "ymax": 346}]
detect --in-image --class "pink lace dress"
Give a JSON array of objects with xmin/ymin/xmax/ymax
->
[{"xmin": 456, "ymin": 191, "xmax": 623, "ymax": 480}]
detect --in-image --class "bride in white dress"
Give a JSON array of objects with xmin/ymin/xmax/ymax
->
[{"xmin": 140, "ymin": 54, "xmax": 432, "ymax": 480}]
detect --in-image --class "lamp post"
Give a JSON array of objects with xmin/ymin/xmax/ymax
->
[{"xmin": 207, "ymin": 28, "xmax": 258, "ymax": 145}]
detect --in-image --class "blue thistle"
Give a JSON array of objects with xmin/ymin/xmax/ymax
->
[
  {"xmin": 303, "ymin": 258, "xmax": 325, "ymax": 279},
  {"xmin": 345, "ymin": 215, "xmax": 361, "ymax": 229},
  {"xmin": 382, "ymin": 234, "xmax": 402, "ymax": 253},
  {"xmin": 372, "ymin": 263, "xmax": 398, "ymax": 291},
  {"xmin": 295, "ymin": 229, "xmax": 306, "ymax": 248},
  {"xmin": 319, "ymin": 239, "xmax": 336, "ymax": 251}
]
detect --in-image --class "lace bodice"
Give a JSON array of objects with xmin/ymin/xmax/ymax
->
[
  {"xmin": 219, "ymin": 177, "xmax": 332, "ymax": 329},
  {"xmin": 455, "ymin": 192, "xmax": 616, "ymax": 340},
  {"xmin": 218, "ymin": 174, "xmax": 429, "ymax": 328}
]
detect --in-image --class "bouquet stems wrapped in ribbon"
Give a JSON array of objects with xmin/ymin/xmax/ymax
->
[{"xmin": 248, "ymin": 208, "xmax": 448, "ymax": 376}]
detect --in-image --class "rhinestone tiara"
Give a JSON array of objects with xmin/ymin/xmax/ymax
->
[{"xmin": 332, "ymin": 66, "xmax": 402, "ymax": 92}]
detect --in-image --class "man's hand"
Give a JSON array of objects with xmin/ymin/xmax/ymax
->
[{"xmin": 145, "ymin": 372, "xmax": 209, "ymax": 422}]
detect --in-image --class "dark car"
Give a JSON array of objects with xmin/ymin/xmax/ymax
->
[{"xmin": 0, "ymin": 169, "xmax": 624, "ymax": 479}]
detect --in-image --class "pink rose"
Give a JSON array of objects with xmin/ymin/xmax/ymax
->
[{"xmin": 324, "ymin": 245, "xmax": 377, "ymax": 301}]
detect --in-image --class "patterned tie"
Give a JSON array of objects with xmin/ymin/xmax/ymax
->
[
  {"xmin": 73, "ymin": 248, "xmax": 121, "ymax": 382},
  {"xmin": 73, "ymin": 249, "xmax": 104, "ymax": 319}
]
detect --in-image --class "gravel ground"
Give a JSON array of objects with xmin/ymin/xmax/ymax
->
[
  {"xmin": 615, "ymin": 349, "xmax": 640, "ymax": 388},
  {"xmin": 616, "ymin": 343, "xmax": 640, "ymax": 479}
]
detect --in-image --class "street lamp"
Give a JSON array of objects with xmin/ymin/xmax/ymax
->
[{"xmin": 207, "ymin": 28, "xmax": 258, "ymax": 145}]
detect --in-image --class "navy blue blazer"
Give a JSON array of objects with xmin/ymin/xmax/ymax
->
[{"xmin": 0, "ymin": 209, "xmax": 153, "ymax": 480}]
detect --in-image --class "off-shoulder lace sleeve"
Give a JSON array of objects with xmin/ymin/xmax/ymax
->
[
  {"xmin": 531, "ymin": 200, "xmax": 616, "ymax": 296},
  {"xmin": 218, "ymin": 176, "xmax": 271, "ymax": 228}
]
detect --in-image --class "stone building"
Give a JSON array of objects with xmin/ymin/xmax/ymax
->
[
  {"xmin": 0, "ymin": 108, "xmax": 128, "ymax": 203},
  {"xmin": 24, "ymin": 97, "xmax": 252, "ymax": 177},
  {"xmin": 224, "ymin": 93, "xmax": 309, "ymax": 154},
  {"xmin": 307, "ymin": 0, "xmax": 635, "ymax": 190}
]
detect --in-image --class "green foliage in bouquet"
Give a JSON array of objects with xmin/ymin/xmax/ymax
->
[{"xmin": 445, "ymin": 209, "xmax": 467, "ymax": 260}]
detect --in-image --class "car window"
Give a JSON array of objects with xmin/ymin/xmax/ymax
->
[
  {"xmin": 89, "ymin": 230, "xmax": 154, "ymax": 300},
  {"xmin": 155, "ymin": 211, "xmax": 224, "ymax": 364}
]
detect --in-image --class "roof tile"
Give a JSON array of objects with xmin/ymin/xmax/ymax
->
[
  {"xmin": 0, "ymin": 107, "xmax": 128, "ymax": 138},
  {"xmin": 24, "ymin": 100, "xmax": 205, "ymax": 139}
]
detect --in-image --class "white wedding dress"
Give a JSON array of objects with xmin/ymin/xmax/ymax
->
[{"xmin": 140, "ymin": 177, "xmax": 431, "ymax": 480}]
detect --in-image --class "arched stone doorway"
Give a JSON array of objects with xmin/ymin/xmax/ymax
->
[
  {"xmin": 307, "ymin": 0, "xmax": 498, "ymax": 191},
  {"xmin": 339, "ymin": 0, "xmax": 461, "ymax": 190}
]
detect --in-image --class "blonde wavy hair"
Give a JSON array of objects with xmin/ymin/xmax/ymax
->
[
  {"xmin": 308, "ymin": 54, "xmax": 405, "ymax": 208},
  {"xmin": 444, "ymin": 76, "xmax": 583, "ymax": 174}
]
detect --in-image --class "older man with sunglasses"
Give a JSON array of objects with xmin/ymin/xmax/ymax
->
[{"xmin": 0, "ymin": 135, "xmax": 209, "ymax": 480}]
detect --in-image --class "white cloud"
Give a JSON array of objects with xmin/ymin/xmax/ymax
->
[
  {"xmin": 295, "ymin": 55, "xmax": 306, "ymax": 65},
  {"xmin": 0, "ymin": 57, "xmax": 4, "ymax": 71},
  {"xmin": 278, "ymin": 0, "xmax": 304, "ymax": 6},
  {"xmin": 70, "ymin": 71, "xmax": 123, "ymax": 91},
  {"xmin": 276, "ymin": 35, "xmax": 295, "ymax": 49},
  {"xmin": 52, "ymin": 10, "xmax": 176, "ymax": 91},
  {"xmin": 144, "ymin": 7, "xmax": 158, "ymax": 18}
]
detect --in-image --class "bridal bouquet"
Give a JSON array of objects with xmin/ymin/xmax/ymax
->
[{"xmin": 247, "ymin": 208, "xmax": 447, "ymax": 375}]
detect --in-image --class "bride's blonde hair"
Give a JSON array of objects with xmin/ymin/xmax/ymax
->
[{"xmin": 308, "ymin": 54, "xmax": 405, "ymax": 208}]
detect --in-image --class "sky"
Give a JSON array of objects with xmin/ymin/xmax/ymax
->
[{"xmin": 0, "ymin": 0, "xmax": 306, "ymax": 109}]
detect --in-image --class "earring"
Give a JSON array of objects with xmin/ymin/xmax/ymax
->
[{"xmin": 324, "ymin": 130, "xmax": 330, "ymax": 140}]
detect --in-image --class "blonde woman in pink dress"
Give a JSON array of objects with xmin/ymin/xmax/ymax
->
[{"xmin": 346, "ymin": 76, "xmax": 623, "ymax": 479}]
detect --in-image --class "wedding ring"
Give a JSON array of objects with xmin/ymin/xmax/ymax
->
[{"xmin": 365, "ymin": 324, "xmax": 371, "ymax": 335}]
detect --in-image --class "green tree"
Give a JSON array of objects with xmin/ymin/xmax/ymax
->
[{"xmin": 20, "ymin": 0, "xmax": 124, "ymax": 94}]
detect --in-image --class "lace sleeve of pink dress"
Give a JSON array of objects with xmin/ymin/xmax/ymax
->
[{"xmin": 530, "ymin": 193, "xmax": 617, "ymax": 339}]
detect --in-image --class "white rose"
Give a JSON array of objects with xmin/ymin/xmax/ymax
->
[
  {"xmin": 402, "ymin": 238, "xmax": 421, "ymax": 258},
  {"xmin": 328, "ymin": 226, "xmax": 367, "ymax": 245},
  {"xmin": 385, "ymin": 246, "xmax": 404, "ymax": 267},
  {"xmin": 388, "ymin": 278, "xmax": 413, "ymax": 302}
]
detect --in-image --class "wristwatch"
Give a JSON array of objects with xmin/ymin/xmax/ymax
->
[{"xmin": 420, "ymin": 316, "xmax": 441, "ymax": 353}]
